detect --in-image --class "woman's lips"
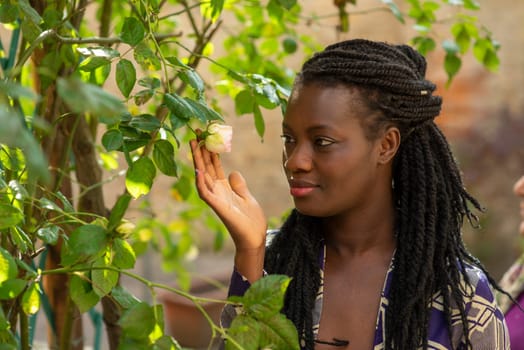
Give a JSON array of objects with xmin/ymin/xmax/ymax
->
[{"xmin": 289, "ymin": 179, "xmax": 318, "ymax": 197}]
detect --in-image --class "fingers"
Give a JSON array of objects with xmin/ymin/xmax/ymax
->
[
  {"xmin": 229, "ymin": 171, "xmax": 251, "ymax": 200},
  {"xmin": 190, "ymin": 139, "xmax": 224, "ymax": 180}
]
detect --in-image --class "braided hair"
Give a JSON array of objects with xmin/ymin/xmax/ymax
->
[{"xmin": 264, "ymin": 39, "xmax": 504, "ymax": 349}]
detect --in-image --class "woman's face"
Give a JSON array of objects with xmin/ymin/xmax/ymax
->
[
  {"xmin": 514, "ymin": 175, "xmax": 524, "ymax": 236},
  {"xmin": 282, "ymin": 84, "xmax": 390, "ymax": 218}
]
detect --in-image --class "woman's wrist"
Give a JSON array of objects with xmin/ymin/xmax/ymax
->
[{"xmin": 234, "ymin": 245, "xmax": 265, "ymax": 283}]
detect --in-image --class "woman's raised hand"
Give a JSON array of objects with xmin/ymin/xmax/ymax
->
[{"xmin": 190, "ymin": 139, "xmax": 267, "ymax": 281}]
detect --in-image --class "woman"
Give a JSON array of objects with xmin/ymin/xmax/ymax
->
[
  {"xmin": 499, "ymin": 175, "xmax": 524, "ymax": 349},
  {"xmin": 190, "ymin": 39, "xmax": 509, "ymax": 349}
]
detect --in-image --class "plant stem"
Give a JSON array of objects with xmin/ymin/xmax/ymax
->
[{"xmin": 19, "ymin": 311, "xmax": 29, "ymax": 350}]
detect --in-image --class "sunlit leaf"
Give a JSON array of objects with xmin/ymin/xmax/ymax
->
[
  {"xmin": 125, "ymin": 157, "xmax": 156, "ymax": 199},
  {"xmin": 243, "ymin": 275, "xmax": 290, "ymax": 319},
  {"xmin": 0, "ymin": 248, "xmax": 17, "ymax": 283},
  {"xmin": 113, "ymin": 238, "xmax": 136, "ymax": 269},
  {"xmin": 0, "ymin": 204, "xmax": 23, "ymax": 230},
  {"xmin": 21, "ymin": 283, "xmax": 40, "ymax": 315}
]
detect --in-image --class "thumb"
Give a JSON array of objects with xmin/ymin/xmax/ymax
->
[{"xmin": 229, "ymin": 171, "xmax": 251, "ymax": 199}]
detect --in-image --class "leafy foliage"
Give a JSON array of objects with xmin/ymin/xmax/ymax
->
[{"xmin": 0, "ymin": 0, "xmax": 499, "ymax": 349}]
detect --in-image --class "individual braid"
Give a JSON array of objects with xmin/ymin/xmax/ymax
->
[
  {"xmin": 265, "ymin": 39, "xmax": 508, "ymax": 350},
  {"xmin": 265, "ymin": 210, "xmax": 322, "ymax": 350}
]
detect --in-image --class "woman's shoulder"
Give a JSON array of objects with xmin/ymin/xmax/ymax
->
[{"xmin": 461, "ymin": 263, "xmax": 497, "ymax": 302}]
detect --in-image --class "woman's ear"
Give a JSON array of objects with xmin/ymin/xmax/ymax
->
[{"xmin": 377, "ymin": 126, "xmax": 401, "ymax": 164}]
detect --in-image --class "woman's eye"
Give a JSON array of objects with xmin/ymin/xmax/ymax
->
[
  {"xmin": 315, "ymin": 138, "xmax": 334, "ymax": 147},
  {"xmin": 280, "ymin": 134, "xmax": 295, "ymax": 144}
]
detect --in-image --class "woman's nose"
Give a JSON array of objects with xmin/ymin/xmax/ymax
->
[
  {"xmin": 283, "ymin": 144, "xmax": 313, "ymax": 173},
  {"xmin": 514, "ymin": 175, "xmax": 524, "ymax": 197}
]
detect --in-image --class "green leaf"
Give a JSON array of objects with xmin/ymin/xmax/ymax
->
[
  {"xmin": 412, "ymin": 36, "xmax": 436, "ymax": 56},
  {"xmin": 108, "ymin": 193, "xmax": 132, "ymax": 231},
  {"xmin": 267, "ymin": 0, "xmax": 284, "ymax": 19},
  {"xmin": 113, "ymin": 238, "xmax": 136, "ymax": 269},
  {"xmin": 36, "ymin": 225, "xmax": 60, "ymax": 245},
  {"xmin": 153, "ymin": 140, "xmax": 177, "ymax": 177},
  {"xmin": 235, "ymin": 90, "xmax": 255, "ymax": 115},
  {"xmin": 381, "ymin": 0, "xmax": 405, "ymax": 23},
  {"xmin": 463, "ymin": 0, "xmax": 480, "ymax": 10},
  {"xmin": 451, "ymin": 23, "xmax": 471, "ymax": 54},
  {"xmin": 0, "ymin": 279, "xmax": 26, "ymax": 300},
  {"xmin": 0, "ymin": 204, "xmax": 23, "ymax": 230},
  {"xmin": 61, "ymin": 224, "xmax": 108, "ymax": 266},
  {"xmin": 253, "ymin": 104, "xmax": 265, "ymax": 140},
  {"xmin": 184, "ymin": 98, "xmax": 224, "ymax": 123},
  {"xmin": 57, "ymin": 78, "xmax": 127, "ymax": 124},
  {"xmin": 77, "ymin": 47, "xmax": 120, "ymax": 59},
  {"xmin": 276, "ymin": 0, "xmax": 297, "ymax": 10},
  {"xmin": 171, "ymin": 175, "xmax": 192, "ymax": 201},
  {"xmin": 226, "ymin": 314, "xmax": 260, "ymax": 350},
  {"xmin": 21, "ymin": 283, "xmax": 40, "ymax": 315},
  {"xmin": 120, "ymin": 17, "xmax": 146, "ymax": 46},
  {"xmin": 79, "ymin": 56, "xmax": 111, "ymax": 72},
  {"xmin": 0, "ymin": 4, "xmax": 18, "ymax": 23},
  {"xmin": 138, "ymin": 77, "xmax": 161, "ymax": 89},
  {"xmin": 116, "ymin": 59, "xmax": 137, "ymax": 98},
  {"xmin": 92, "ymin": 254, "xmax": 119, "ymax": 297},
  {"xmin": 111, "ymin": 285, "xmax": 140, "ymax": 310},
  {"xmin": 259, "ymin": 313, "xmax": 299, "ymax": 349},
  {"xmin": 243, "ymin": 275, "xmax": 291, "ymax": 319},
  {"xmin": 39, "ymin": 197, "xmax": 62, "ymax": 212},
  {"xmin": 55, "ymin": 191, "xmax": 74, "ymax": 212},
  {"xmin": 125, "ymin": 157, "xmax": 156, "ymax": 199},
  {"xmin": 0, "ymin": 81, "xmax": 38, "ymax": 100},
  {"xmin": 70, "ymin": 274, "xmax": 100, "ymax": 313},
  {"xmin": 164, "ymin": 94, "xmax": 194, "ymax": 121},
  {"xmin": 442, "ymin": 39, "xmax": 460, "ymax": 54},
  {"xmin": 102, "ymin": 129, "xmax": 124, "ymax": 151},
  {"xmin": 444, "ymin": 53, "xmax": 462, "ymax": 85},
  {"xmin": 129, "ymin": 114, "xmax": 161, "ymax": 133},
  {"xmin": 179, "ymin": 69, "xmax": 205, "ymax": 99},
  {"xmin": 165, "ymin": 57, "xmax": 190, "ymax": 69},
  {"xmin": 0, "ymin": 104, "xmax": 49, "ymax": 181},
  {"xmin": 119, "ymin": 302, "xmax": 156, "ymax": 340},
  {"xmin": 282, "ymin": 37, "xmax": 298, "ymax": 54},
  {"xmin": 0, "ymin": 248, "xmax": 18, "ymax": 284},
  {"xmin": 153, "ymin": 336, "xmax": 182, "ymax": 350},
  {"xmin": 18, "ymin": 0, "xmax": 42, "ymax": 41},
  {"xmin": 134, "ymin": 42, "xmax": 161, "ymax": 71},
  {"xmin": 134, "ymin": 89, "xmax": 155, "ymax": 106}
]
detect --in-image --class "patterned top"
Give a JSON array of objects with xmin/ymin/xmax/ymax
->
[
  {"xmin": 224, "ymin": 237, "xmax": 510, "ymax": 349},
  {"xmin": 497, "ymin": 254, "xmax": 524, "ymax": 349}
]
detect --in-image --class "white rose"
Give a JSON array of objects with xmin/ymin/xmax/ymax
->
[{"xmin": 204, "ymin": 123, "xmax": 233, "ymax": 153}]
